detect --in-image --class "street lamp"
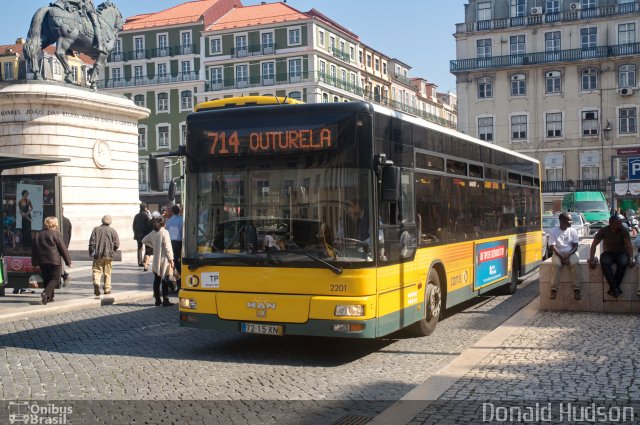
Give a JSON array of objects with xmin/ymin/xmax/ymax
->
[{"xmin": 603, "ymin": 121, "xmax": 612, "ymax": 141}]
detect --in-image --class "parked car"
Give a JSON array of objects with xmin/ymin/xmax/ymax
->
[{"xmin": 542, "ymin": 212, "xmax": 591, "ymax": 259}]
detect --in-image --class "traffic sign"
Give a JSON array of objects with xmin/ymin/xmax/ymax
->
[{"xmin": 629, "ymin": 157, "xmax": 640, "ymax": 181}]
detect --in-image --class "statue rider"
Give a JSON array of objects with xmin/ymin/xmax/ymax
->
[{"xmin": 67, "ymin": 0, "xmax": 105, "ymax": 54}]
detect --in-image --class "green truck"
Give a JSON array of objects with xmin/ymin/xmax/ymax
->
[{"xmin": 562, "ymin": 191, "xmax": 609, "ymax": 234}]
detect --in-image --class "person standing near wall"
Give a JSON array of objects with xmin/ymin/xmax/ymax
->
[
  {"xmin": 132, "ymin": 203, "xmax": 151, "ymax": 268},
  {"xmin": 61, "ymin": 207, "xmax": 72, "ymax": 284},
  {"xmin": 142, "ymin": 216, "xmax": 174, "ymax": 306}
]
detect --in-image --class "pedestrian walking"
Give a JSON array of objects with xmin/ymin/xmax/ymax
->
[
  {"xmin": 61, "ymin": 207, "xmax": 72, "ymax": 284},
  {"xmin": 132, "ymin": 203, "xmax": 151, "ymax": 268},
  {"xmin": 548, "ymin": 212, "xmax": 581, "ymax": 300},
  {"xmin": 142, "ymin": 216, "xmax": 175, "ymax": 306},
  {"xmin": 588, "ymin": 214, "xmax": 635, "ymax": 298},
  {"xmin": 31, "ymin": 216, "xmax": 71, "ymax": 305},
  {"xmin": 89, "ymin": 215, "xmax": 120, "ymax": 296},
  {"xmin": 165, "ymin": 204, "xmax": 183, "ymax": 291}
]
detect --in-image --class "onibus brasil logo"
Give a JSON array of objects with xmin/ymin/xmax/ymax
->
[{"xmin": 8, "ymin": 401, "xmax": 72, "ymax": 424}]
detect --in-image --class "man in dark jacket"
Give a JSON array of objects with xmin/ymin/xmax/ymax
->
[
  {"xmin": 89, "ymin": 215, "xmax": 120, "ymax": 296},
  {"xmin": 61, "ymin": 207, "xmax": 72, "ymax": 284},
  {"xmin": 32, "ymin": 216, "xmax": 71, "ymax": 305},
  {"xmin": 132, "ymin": 203, "xmax": 151, "ymax": 267}
]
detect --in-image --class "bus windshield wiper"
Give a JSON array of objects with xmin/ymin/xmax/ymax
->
[{"xmin": 289, "ymin": 249, "xmax": 343, "ymax": 274}]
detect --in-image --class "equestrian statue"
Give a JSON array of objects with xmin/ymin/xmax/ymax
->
[{"xmin": 24, "ymin": 0, "xmax": 124, "ymax": 88}]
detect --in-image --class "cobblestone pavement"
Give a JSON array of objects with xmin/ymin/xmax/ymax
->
[
  {"xmin": 0, "ymin": 274, "xmax": 539, "ymax": 425},
  {"xmin": 410, "ymin": 310, "xmax": 640, "ymax": 424}
]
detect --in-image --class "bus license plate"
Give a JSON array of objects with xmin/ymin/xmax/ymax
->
[{"xmin": 241, "ymin": 323, "xmax": 283, "ymax": 336}]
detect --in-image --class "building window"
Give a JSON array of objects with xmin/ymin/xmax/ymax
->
[
  {"xmin": 478, "ymin": 117, "xmax": 494, "ymax": 141},
  {"xmin": 111, "ymin": 68, "xmax": 120, "ymax": 81},
  {"xmin": 581, "ymin": 110, "xmax": 599, "ymax": 136},
  {"xmin": 478, "ymin": 77, "xmax": 493, "ymax": 99},
  {"xmin": 546, "ymin": 168, "xmax": 563, "ymax": 182},
  {"xmin": 366, "ymin": 54, "xmax": 372, "ymax": 67},
  {"xmin": 262, "ymin": 62, "xmax": 275, "ymax": 84},
  {"xmin": 619, "ymin": 0, "xmax": 635, "ymax": 13},
  {"xmin": 477, "ymin": 39, "xmax": 492, "ymax": 58},
  {"xmin": 582, "ymin": 166, "xmax": 599, "ymax": 180},
  {"xmin": 510, "ymin": 0, "xmax": 525, "ymax": 17},
  {"xmin": 134, "ymin": 65, "xmax": 143, "ymax": 80},
  {"xmin": 545, "ymin": 31, "xmax": 561, "ymax": 52},
  {"xmin": 477, "ymin": 1, "xmax": 491, "ymax": 20},
  {"xmin": 138, "ymin": 127, "xmax": 146, "ymax": 149},
  {"xmin": 580, "ymin": 27, "xmax": 597, "ymax": 49},
  {"xmin": 546, "ymin": 112, "xmax": 563, "ymax": 137},
  {"xmin": 134, "ymin": 94, "xmax": 144, "ymax": 107},
  {"xmin": 322, "ymin": 93, "xmax": 329, "ymax": 103},
  {"xmin": 511, "ymin": 73, "xmax": 526, "ymax": 96},
  {"xmin": 329, "ymin": 36, "xmax": 335, "ymax": 50},
  {"xmin": 289, "ymin": 59, "xmax": 302, "ymax": 80},
  {"xmin": 180, "ymin": 123, "xmax": 187, "ymax": 146},
  {"xmin": 158, "ymin": 125, "xmax": 170, "ymax": 148},
  {"xmin": 181, "ymin": 90, "xmax": 192, "ymax": 110},
  {"xmin": 210, "ymin": 37, "xmax": 221, "ymax": 54},
  {"xmin": 581, "ymin": 0, "xmax": 596, "ymax": 9},
  {"xmin": 262, "ymin": 32, "xmax": 274, "ymax": 53},
  {"xmin": 235, "ymin": 35, "xmax": 247, "ymax": 57},
  {"xmin": 181, "ymin": 61, "xmax": 191, "ymax": 75},
  {"xmin": 210, "ymin": 67, "xmax": 222, "ymax": 85},
  {"xmin": 349, "ymin": 46, "xmax": 355, "ymax": 61},
  {"xmin": 236, "ymin": 64, "xmax": 248, "ymax": 87},
  {"xmin": 358, "ymin": 50, "xmax": 363, "ymax": 64},
  {"xmin": 181, "ymin": 31, "xmax": 192, "ymax": 53},
  {"xmin": 134, "ymin": 36, "xmax": 144, "ymax": 57},
  {"xmin": 619, "ymin": 64, "xmax": 636, "ymax": 87},
  {"xmin": 330, "ymin": 65, "xmax": 336, "ymax": 79},
  {"xmin": 158, "ymin": 34, "xmax": 168, "ymax": 56},
  {"xmin": 289, "ymin": 91, "xmax": 302, "ymax": 101},
  {"xmin": 318, "ymin": 30, "xmax": 324, "ymax": 46},
  {"xmin": 139, "ymin": 162, "xmax": 148, "ymax": 189},
  {"xmin": 157, "ymin": 92, "xmax": 168, "ymax": 112},
  {"xmin": 545, "ymin": 71, "xmax": 561, "ymax": 94},
  {"xmin": 382, "ymin": 62, "xmax": 387, "ymax": 75},
  {"xmin": 619, "ymin": 23, "xmax": 636, "ymax": 44},
  {"xmin": 289, "ymin": 28, "xmax": 301, "ymax": 45},
  {"xmin": 157, "ymin": 63, "xmax": 167, "ymax": 78},
  {"xmin": 511, "ymin": 115, "xmax": 527, "ymax": 140},
  {"xmin": 374, "ymin": 58, "xmax": 380, "ymax": 71},
  {"xmin": 581, "ymin": 68, "xmax": 598, "ymax": 90},
  {"xmin": 545, "ymin": 0, "xmax": 559, "ymax": 13},
  {"xmin": 619, "ymin": 107, "xmax": 637, "ymax": 134},
  {"xmin": 510, "ymin": 35, "xmax": 525, "ymax": 55}
]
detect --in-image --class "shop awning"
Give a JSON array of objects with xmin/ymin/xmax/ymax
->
[{"xmin": 0, "ymin": 153, "xmax": 69, "ymax": 172}]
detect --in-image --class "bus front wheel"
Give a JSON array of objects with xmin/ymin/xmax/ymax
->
[{"xmin": 408, "ymin": 269, "xmax": 442, "ymax": 337}]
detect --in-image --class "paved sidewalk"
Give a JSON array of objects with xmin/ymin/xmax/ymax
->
[
  {"xmin": 372, "ymin": 297, "xmax": 640, "ymax": 424},
  {"xmin": 0, "ymin": 261, "xmax": 155, "ymax": 323}
]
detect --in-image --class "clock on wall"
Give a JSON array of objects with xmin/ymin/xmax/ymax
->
[{"xmin": 92, "ymin": 141, "xmax": 111, "ymax": 169}]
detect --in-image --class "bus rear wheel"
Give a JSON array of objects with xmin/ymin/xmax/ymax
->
[
  {"xmin": 408, "ymin": 269, "xmax": 442, "ymax": 337},
  {"xmin": 500, "ymin": 252, "xmax": 520, "ymax": 295}
]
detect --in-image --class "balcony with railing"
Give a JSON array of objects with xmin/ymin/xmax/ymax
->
[
  {"xmin": 392, "ymin": 72, "xmax": 412, "ymax": 86},
  {"xmin": 451, "ymin": 42, "xmax": 640, "ymax": 73},
  {"xmin": 457, "ymin": 2, "xmax": 640, "ymax": 34},
  {"xmin": 98, "ymin": 71, "xmax": 199, "ymax": 89},
  {"xmin": 108, "ymin": 44, "xmax": 200, "ymax": 63},
  {"xmin": 331, "ymin": 47, "xmax": 351, "ymax": 63},
  {"xmin": 542, "ymin": 179, "xmax": 608, "ymax": 193},
  {"xmin": 230, "ymin": 43, "xmax": 277, "ymax": 59}
]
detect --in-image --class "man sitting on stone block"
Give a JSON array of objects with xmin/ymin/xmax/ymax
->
[
  {"xmin": 549, "ymin": 212, "xmax": 581, "ymax": 300},
  {"xmin": 588, "ymin": 214, "xmax": 635, "ymax": 298}
]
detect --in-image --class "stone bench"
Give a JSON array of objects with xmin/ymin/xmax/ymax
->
[{"xmin": 539, "ymin": 238, "xmax": 640, "ymax": 313}]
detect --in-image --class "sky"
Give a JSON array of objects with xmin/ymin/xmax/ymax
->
[{"xmin": 2, "ymin": 0, "xmax": 466, "ymax": 93}]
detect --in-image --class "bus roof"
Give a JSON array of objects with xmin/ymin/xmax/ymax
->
[
  {"xmin": 195, "ymin": 96, "xmax": 304, "ymax": 112},
  {"xmin": 367, "ymin": 102, "xmax": 540, "ymax": 166}
]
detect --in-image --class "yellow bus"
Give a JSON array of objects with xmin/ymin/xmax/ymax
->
[{"xmin": 178, "ymin": 96, "xmax": 542, "ymax": 338}]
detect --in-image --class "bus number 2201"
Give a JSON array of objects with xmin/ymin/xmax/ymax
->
[
  {"xmin": 330, "ymin": 284, "xmax": 346, "ymax": 292},
  {"xmin": 207, "ymin": 131, "xmax": 239, "ymax": 155}
]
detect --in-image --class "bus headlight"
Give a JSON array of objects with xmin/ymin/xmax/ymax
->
[
  {"xmin": 179, "ymin": 298, "xmax": 197, "ymax": 310},
  {"xmin": 334, "ymin": 305, "xmax": 364, "ymax": 317}
]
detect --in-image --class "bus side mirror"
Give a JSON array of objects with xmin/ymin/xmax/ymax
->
[
  {"xmin": 381, "ymin": 165, "xmax": 401, "ymax": 203},
  {"xmin": 148, "ymin": 157, "xmax": 164, "ymax": 192}
]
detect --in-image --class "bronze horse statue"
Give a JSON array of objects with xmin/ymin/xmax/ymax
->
[{"xmin": 24, "ymin": 1, "xmax": 124, "ymax": 88}]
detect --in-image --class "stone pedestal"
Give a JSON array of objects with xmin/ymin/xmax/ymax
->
[{"xmin": 0, "ymin": 82, "xmax": 149, "ymax": 259}]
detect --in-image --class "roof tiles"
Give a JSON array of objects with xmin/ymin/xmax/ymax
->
[
  {"xmin": 207, "ymin": 2, "xmax": 308, "ymax": 31},
  {"xmin": 124, "ymin": 0, "xmax": 235, "ymax": 31}
]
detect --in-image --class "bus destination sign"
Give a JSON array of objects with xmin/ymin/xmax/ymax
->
[{"xmin": 206, "ymin": 127, "xmax": 334, "ymax": 156}]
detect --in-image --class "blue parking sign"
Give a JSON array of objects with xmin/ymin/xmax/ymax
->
[{"xmin": 629, "ymin": 157, "xmax": 640, "ymax": 181}]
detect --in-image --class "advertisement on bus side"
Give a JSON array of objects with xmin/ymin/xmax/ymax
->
[{"xmin": 474, "ymin": 239, "xmax": 508, "ymax": 289}]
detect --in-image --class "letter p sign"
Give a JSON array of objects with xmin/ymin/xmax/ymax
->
[{"xmin": 629, "ymin": 157, "xmax": 640, "ymax": 181}]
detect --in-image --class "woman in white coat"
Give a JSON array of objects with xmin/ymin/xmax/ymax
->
[{"xmin": 142, "ymin": 216, "xmax": 174, "ymax": 306}]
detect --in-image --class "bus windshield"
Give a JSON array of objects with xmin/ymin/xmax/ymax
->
[{"xmin": 188, "ymin": 166, "xmax": 374, "ymax": 266}]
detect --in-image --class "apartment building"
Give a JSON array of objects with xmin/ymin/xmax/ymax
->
[
  {"xmin": 452, "ymin": 0, "xmax": 640, "ymax": 210},
  {"xmin": 100, "ymin": 0, "xmax": 241, "ymax": 206}
]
